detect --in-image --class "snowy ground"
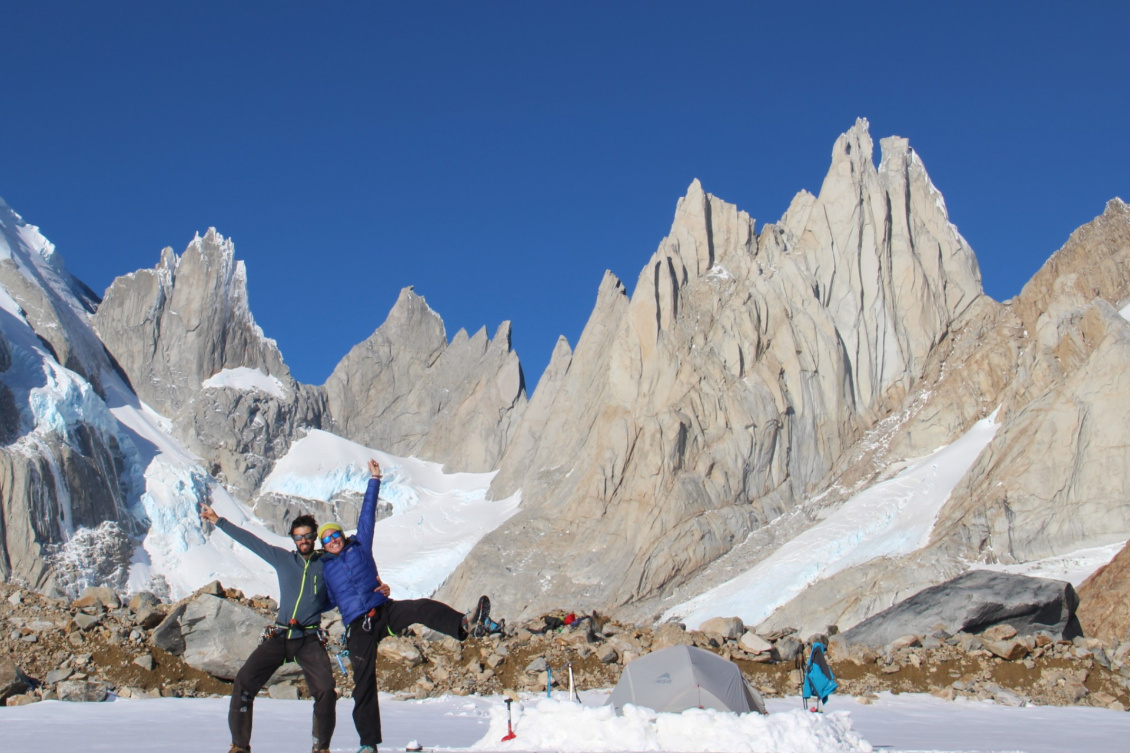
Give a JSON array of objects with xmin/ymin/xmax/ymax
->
[{"xmin": 4, "ymin": 691, "xmax": 1130, "ymax": 753}]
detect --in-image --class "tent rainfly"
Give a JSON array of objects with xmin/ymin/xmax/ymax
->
[{"xmin": 607, "ymin": 645, "xmax": 768, "ymax": 715}]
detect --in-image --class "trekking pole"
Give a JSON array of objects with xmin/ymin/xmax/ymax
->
[
  {"xmin": 567, "ymin": 661, "xmax": 578, "ymax": 703},
  {"xmin": 501, "ymin": 698, "xmax": 517, "ymax": 741},
  {"xmin": 797, "ymin": 645, "xmax": 806, "ymax": 711},
  {"xmin": 546, "ymin": 664, "xmax": 553, "ymax": 699}
]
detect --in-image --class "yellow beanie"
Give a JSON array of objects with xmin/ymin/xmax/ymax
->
[{"xmin": 317, "ymin": 522, "xmax": 344, "ymax": 540}]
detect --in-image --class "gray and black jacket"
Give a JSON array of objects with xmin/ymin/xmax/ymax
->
[{"xmin": 215, "ymin": 518, "xmax": 331, "ymax": 635}]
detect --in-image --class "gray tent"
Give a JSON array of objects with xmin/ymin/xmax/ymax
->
[{"xmin": 607, "ymin": 645, "xmax": 767, "ymax": 715}]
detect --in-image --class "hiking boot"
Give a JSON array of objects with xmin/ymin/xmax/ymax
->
[
  {"xmin": 357, "ymin": 747, "xmax": 377, "ymax": 753},
  {"xmin": 470, "ymin": 595, "xmax": 490, "ymax": 626},
  {"xmin": 228, "ymin": 746, "xmax": 250, "ymax": 753},
  {"xmin": 465, "ymin": 595, "xmax": 491, "ymax": 638}
]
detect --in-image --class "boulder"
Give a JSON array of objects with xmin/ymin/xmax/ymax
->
[
  {"xmin": 268, "ymin": 683, "xmax": 300, "ymax": 700},
  {"xmin": 699, "ymin": 617, "xmax": 745, "ymax": 641},
  {"xmin": 774, "ymin": 636, "xmax": 803, "ymax": 663},
  {"xmin": 179, "ymin": 595, "xmax": 271, "ymax": 679},
  {"xmin": 196, "ymin": 580, "xmax": 225, "ymax": 598},
  {"xmin": 152, "ymin": 604, "xmax": 187, "ymax": 655},
  {"xmin": 129, "ymin": 591, "xmax": 162, "ymax": 613},
  {"xmin": 135, "ymin": 605, "xmax": 166, "ymax": 630},
  {"xmin": 56, "ymin": 681, "xmax": 108, "ymax": 703},
  {"xmin": 983, "ymin": 638, "xmax": 1030, "ymax": 661},
  {"xmin": 1077, "ymin": 539, "xmax": 1130, "ymax": 645},
  {"xmin": 5, "ymin": 693, "xmax": 37, "ymax": 706},
  {"xmin": 72, "ymin": 586, "xmax": 120, "ymax": 610},
  {"xmin": 0, "ymin": 657, "xmax": 30, "ymax": 703},
  {"xmin": 378, "ymin": 637, "xmax": 424, "ymax": 667},
  {"xmin": 737, "ymin": 632, "xmax": 772, "ymax": 655},
  {"xmin": 887, "ymin": 635, "xmax": 922, "ymax": 652},
  {"xmin": 982, "ymin": 624, "xmax": 1018, "ymax": 641},
  {"xmin": 45, "ymin": 668, "xmax": 74, "ymax": 684},
  {"xmin": 841, "ymin": 571, "xmax": 1081, "ymax": 647},
  {"xmin": 652, "ymin": 623, "xmax": 694, "ymax": 650}
]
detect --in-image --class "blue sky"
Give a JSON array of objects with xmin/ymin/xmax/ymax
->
[{"xmin": 2, "ymin": 2, "xmax": 1127, "ymax": 389}]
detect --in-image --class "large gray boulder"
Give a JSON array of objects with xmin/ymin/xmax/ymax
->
[
  {"xmin": 179, "ymin": 595, "xmax": 271, "ymax": 680},
  {"xmin": 840, "ymin": 571, "xmax": 1081, "ymax": 647}
]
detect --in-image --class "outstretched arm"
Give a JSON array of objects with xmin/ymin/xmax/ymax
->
[
  {"xmin": 355, "ymin": 460, "xmax": 383, "ymax": 550},
  {"xmin": 200, "ymin": 503, "xmax": 287, "ymax": 567}
]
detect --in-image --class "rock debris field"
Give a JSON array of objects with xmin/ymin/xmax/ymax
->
[{"xmin": 2, "ymin": 582, "xmax": 1129, "ymax": 713}]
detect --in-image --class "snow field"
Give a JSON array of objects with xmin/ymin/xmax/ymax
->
[
  {"xmin": 472, "ymin": 697, "xmax": 872, "ymax": 752},
  {"xmin": 667, "ymin": 415, "xmax": 1000, "ymax": 629},
  {"xmin": 6, "ymin": 691, "xmax": 1130, "ymax": 753}
]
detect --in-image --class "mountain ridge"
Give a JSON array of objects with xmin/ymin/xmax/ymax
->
[{"xmin": 2, "ymin": 121, "xmax": 1128, "ymax": 640}]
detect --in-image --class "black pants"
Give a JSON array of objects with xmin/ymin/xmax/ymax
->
[
  {"xmin": 347, "ymin": 599, "xmax": 464, "ymax": 747},
  {"xmin": 229, "ymin": 632, "xmax": 336, "ymax": 750}
]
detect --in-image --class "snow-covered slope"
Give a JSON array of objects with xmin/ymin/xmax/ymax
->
[
  {"xmin": 0, "ymin": 197, "xmax": 520, "ymax": 603},
  {"xmin": 665, "ymin": 415, "xmax": 1001, "ymax": 629},
  {"xmin": 125, "ymin": 417, "xmax": 521, "ymax": 601},
  {"xmin": 258, "ymin": 429, "xmax": 521, "ymax": 600}
]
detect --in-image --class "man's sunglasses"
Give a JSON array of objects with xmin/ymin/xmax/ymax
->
[
  {"xmin": 321, "ymin": 530, "xmax": 344, "ymax": 545},
  {"xmin": 291, "ymin": 532, "xmax": 316, "ymax": 542}
]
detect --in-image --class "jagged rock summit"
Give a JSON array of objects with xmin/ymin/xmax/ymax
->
[
  {"xmin": 324, "ymin": 286, "xmax": 527, "ymax": 473},
  {"xmin": 94, "ymin": 229, "xmax": 327, "ymax": 496},
  {"xmin": 0, "ymin": 199, "xmax": 138, "ymax": 591},
  {"xmin": 439, "ymin": 119, "xmax": 988, "ymax": 621}
]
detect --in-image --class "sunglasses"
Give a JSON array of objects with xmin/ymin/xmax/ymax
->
[
  {"xmin": 321, "ymin": 530, "xmax": 344, "ymax": 545},
  {"xmin": 291, "ymin": 532, "xmax": 316, "ymax": 542}
]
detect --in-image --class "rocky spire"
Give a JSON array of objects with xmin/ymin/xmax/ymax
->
[
  {"xmin": 439, "ymin": 120, "xmax": 986, "ymax": 620},
  {"xmin": 323, "ymin": 287, "xmax": 528, "ymax": 472}
]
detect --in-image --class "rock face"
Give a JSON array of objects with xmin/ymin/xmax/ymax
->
[
  {"xmin": 93, "ymin": 229, "xmax": 327, "ymax": 496},
  {"xmin": 0, "ymin": 199, "xmax": 138, "ymax": 592},
  {"xmin": 323, "ymin": 287, "xmax": 528, "ymax": 473},
  {"xmin": 840, "ymin": 571, "xmax": 1081, "ymax": 648},
  {"xmin": 1076, "ymin": 540, "xmax": 1130, "ymax": 645},
  {"xmin": 756, "ymin": 198, "xmax": 1130, "ymax": 637},
  {"xmin": 439, "ymin": 119, "xmax": 984, "ymax": 620},
  {"xmin": 95, "ymin": 233, "xmax": 526, "ymax": 498}
]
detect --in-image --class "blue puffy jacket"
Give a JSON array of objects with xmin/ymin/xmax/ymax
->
[{"xmin": 322, "ymin": 477, "xmax": 390, "ymax": 625}]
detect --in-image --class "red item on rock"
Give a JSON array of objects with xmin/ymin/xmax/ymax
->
[{"xmin": 564, "ymin": 612, "xmax": 576, "ymax": 625}]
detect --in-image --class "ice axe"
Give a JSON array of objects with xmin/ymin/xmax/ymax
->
[{"xmin": 501, "ymin": 697, "xmax": 517, "ymax": 741}]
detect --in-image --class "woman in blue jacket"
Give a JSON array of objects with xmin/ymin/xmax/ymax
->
[{"xmin": 320, "ymin": 459, "xmax": 497, "ymax": 753}]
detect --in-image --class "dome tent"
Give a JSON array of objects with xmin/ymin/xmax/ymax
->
[{"xmin": 607, "ymin": 644, "xmax": 768, "ymax": 715}]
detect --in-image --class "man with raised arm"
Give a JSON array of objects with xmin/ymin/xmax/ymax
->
[
  {"xmin": 199, "ymin": 504, "xmax": 336, "ymax": 753},
  {"xmin": 319, "ymin": 459, "xmax": 499, "ymax": 753}
]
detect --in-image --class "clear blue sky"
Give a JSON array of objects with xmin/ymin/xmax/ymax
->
[{"xmin": 2, "ymin": 2, "xmax": 1127, "ymax": 389}]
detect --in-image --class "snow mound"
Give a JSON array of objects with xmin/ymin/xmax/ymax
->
[
  {"xmin": 201, "ymin": 367, "xmax": 288, "ymax": 399},
  {"xmin": 471, "ymin": 698, "xmax": 873, "ymax": 753}
]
